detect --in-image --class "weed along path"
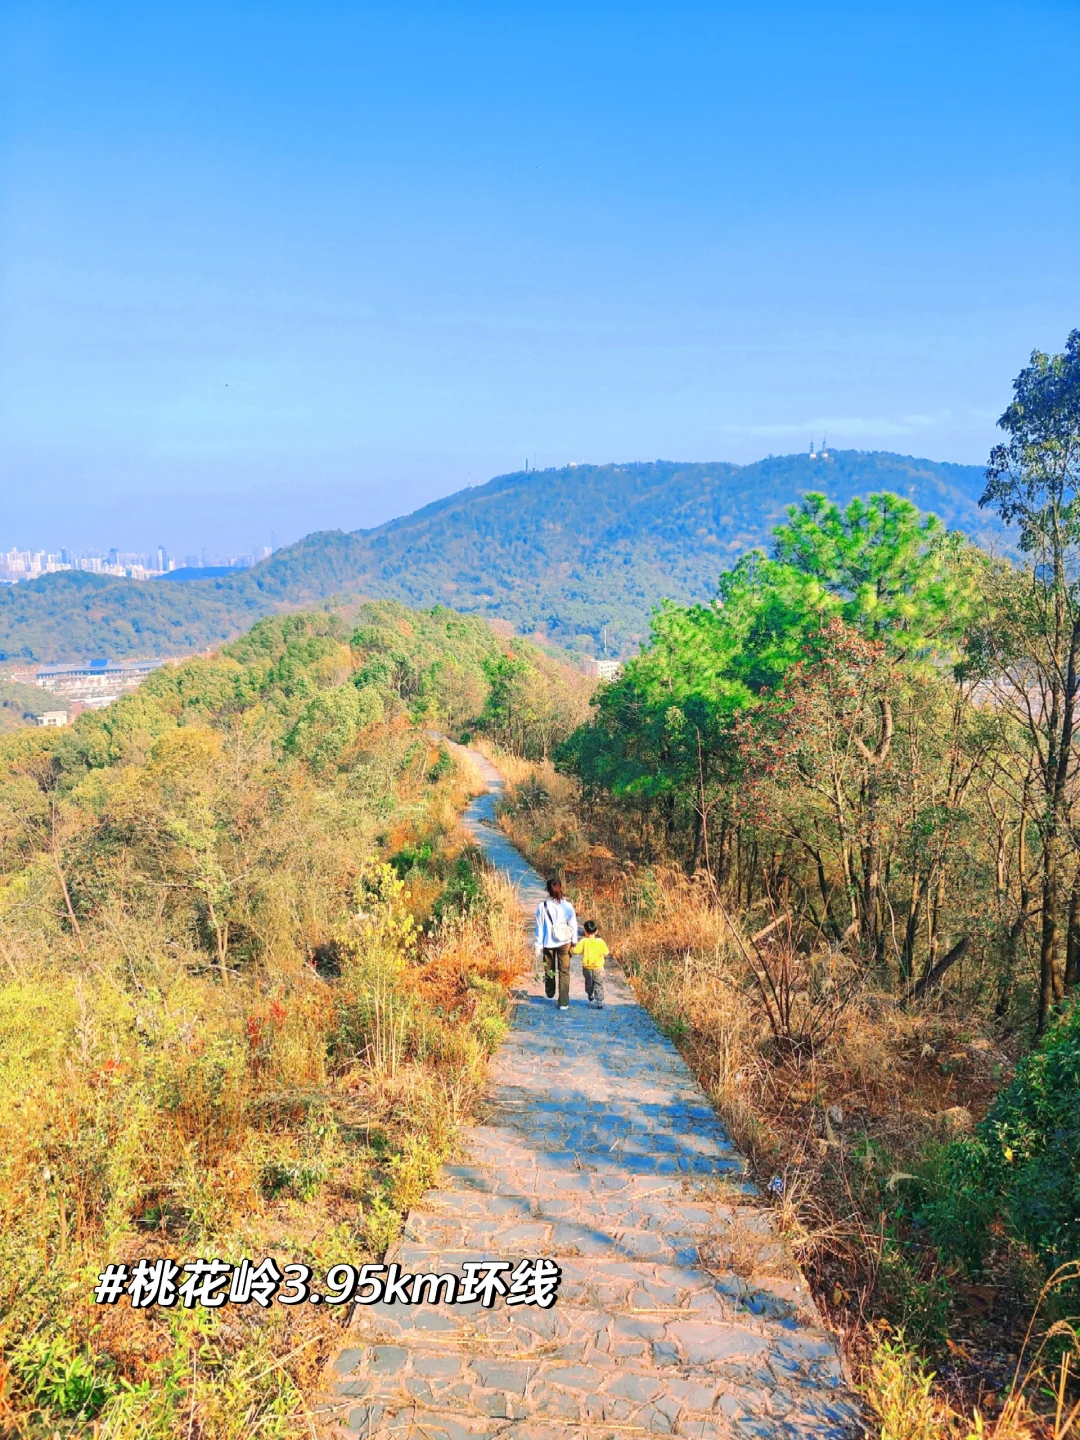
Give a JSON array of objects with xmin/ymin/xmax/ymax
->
[{"xmin": 323, "ymin": 746, "xmax": 859, "ymax": 1440}]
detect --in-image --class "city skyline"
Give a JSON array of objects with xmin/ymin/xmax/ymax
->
[{"xmin": 0, "ymin": 541, "xmax": 273, "ymax": 584}]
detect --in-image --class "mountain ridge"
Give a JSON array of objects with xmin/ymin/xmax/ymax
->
[{"xmin": 0, "ymin": 449, "xmax": 995, "ymax": 664}]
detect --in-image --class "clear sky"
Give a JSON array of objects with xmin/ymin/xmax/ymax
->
[{"xmin": 2, "ymin": 1, "xmax": 1079, "ymax": 554}]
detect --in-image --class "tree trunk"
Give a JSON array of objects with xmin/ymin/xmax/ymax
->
[
  {"xmin": 807, "ymin": 843, "xmax": 842, "ymax": 940},
  {"xmin": 925, "ymin": 861, "xmax": 948, "ymax": 977},
  {"xmin": 901, "ymin": 876, "xmax": 925, "ymax": 984},
  {"xmin": 996, "ymin": 807, "xmax": 1031, "ymax": 1019},
  {"xmin": 996, "ymin": 905, "xmax": 1030, "ymax": 1018},
  {"xmin": 1037, "ymin": 615, "xmax": 1080, "ymax": 1028},
  {"xmin": 861, "ymin": 775, "xmax": 880, "ymax": 962},
  {"xmin": 689, "ymin": 807, "xmax": 704, "ymax": 875},
  {"xmin": 207, "ymin": 898, "xmax": 229, "ymax": 983},
  {"xmin": 51, "ymin": 849, "xmax": 84, "ymax": 954},
  {"xmin": 911, "ymin": 935, "xmax": 970, "ymax": 1001},
  {"xmin": 1065, "ymin": 866, "xmax": 1080, "ymax": 994},
  {"xmin": 1039, "ymin": 829, "xmax": 1063, "ymax": 1028}
]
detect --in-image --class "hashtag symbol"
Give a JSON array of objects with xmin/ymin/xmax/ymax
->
[{"xmin": 94, "ymin": 1263, "xmax": 130, "ymax": 1305}]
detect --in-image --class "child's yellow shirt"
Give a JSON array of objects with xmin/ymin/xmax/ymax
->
[{"xmin": 572, "ymin": 936, "xmax": 609, "ymax": 970}]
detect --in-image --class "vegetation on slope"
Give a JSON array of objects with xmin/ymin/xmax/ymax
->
[
  {"xmin": 0, "ymin": 450, "xmax": 992, "ymax": 664},
  {"xmin": 0, "ymin": 678, "xmax": 69, "ymax": 732},
  {"xmin": 311, "ymin": 449, "xmax": 991, "ymax": 652},
  {"xmin": 0, "ymin": 600, "xmax": 585, "ymax": 1437},
  {"xmin": 0, "ymin": 570, "xmax": 266, "ymax": 666}
]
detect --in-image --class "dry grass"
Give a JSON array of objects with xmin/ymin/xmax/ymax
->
[
  {"xmin": 0, "ymin": 741, "xmax": 523, "ymax": 1439},
  {"xmin": 863, "ymin": 1268, "xmax": 1080, "ymax": 1440},
  {"xmin": 468, "ymin": 739, "xmax": 534, "ymax": 789},
  {"xmin": 443, "ymin": 741, "xmax": 488, "ymax": 800}
]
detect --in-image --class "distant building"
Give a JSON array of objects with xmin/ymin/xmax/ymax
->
[
  {"xmin": 36, "ymin": 711, "xmax": 68, "ymax": 727},
  {"xmin": 33, "ymin": 657, "xmax": 165, "ymax": 702},
  {"xmin": 584, "ymin": 658, "xmax": 623, "ymax": 681},
  {"xmin": 0, "ymin": 548, "xmax": 71, "ymax": 584},
  {"xmin": 0, "ymin": 545, "xmax": 174, "ymax": 583}
]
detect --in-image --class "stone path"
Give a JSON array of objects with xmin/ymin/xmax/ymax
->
[{"xmin": 324, "ymin": 747, "xmax": 859, "ymax": 1439}]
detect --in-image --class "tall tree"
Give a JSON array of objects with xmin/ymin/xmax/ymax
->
[
  {"xmin": 774, "ymin": 491, "xmax": 975, "ymax": 664},
  {"xmin": 979, "ymin": 330, "xmax": 1080, "ymax": 1028}
]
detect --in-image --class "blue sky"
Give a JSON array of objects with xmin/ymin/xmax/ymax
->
[{"xmin": 2, "ymin": 0, "xmax": 1079, "ymax": 553}]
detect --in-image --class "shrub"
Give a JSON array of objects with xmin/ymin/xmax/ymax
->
[
  {"xmin": 861, "ymin": 1334, "xmax": 937, "ymax": 1440},
  {"xmin": 433, "ymin": 852, "xmax": 484, "ymax": 923},
  {"xmin": 286, "ymin": 684, "xmax": 383, "ymax": 770},
  {"xmin": 922, "ymin": 997, "xmax": 1080, "ymax": 1278},
  {"xmin": 11, "ymin": 1335, "xmax": 115, "ymax": 1421}
]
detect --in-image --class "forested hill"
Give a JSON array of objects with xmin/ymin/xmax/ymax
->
[{"xmin": 0, "ymin": 450, "xmax": 991, "ymax": 663}]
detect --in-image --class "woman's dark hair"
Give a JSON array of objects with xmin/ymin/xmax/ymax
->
[
  {"xmin": 545, "ymin": 877, "xmax": 562, "ymax": 896},
  {"xmin": 584, "ymin": 919, "xmax": 598, "ymax": 934}
]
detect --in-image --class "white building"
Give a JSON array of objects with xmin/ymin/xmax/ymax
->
[{"xmin": 34, "ymin": 657, "xmax": 164, "ymax": 701}]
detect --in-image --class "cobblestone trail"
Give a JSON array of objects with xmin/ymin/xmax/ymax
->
[{"xmin": 324, "ymin": 747, "xmax": 859, "ymax": 1439}]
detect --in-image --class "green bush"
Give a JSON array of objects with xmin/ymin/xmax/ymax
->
[
  {"xmin": 427, "ymin": 745, "xmax": 453, "ymax": 782},
  {"xmin": 876, "ymin": 1230, "xmax": 951, "ymax": 1343},
  {"xmin": 259, "ymin": 1159, "xmax": 327, "ymax": 1202},
  {"xmin": 12, "ymin": 1335, "xmax": 115, "ymax": 1420},
  {"xmin": 921, "ymin": 997, "xmax": 1080, "ymax": 1277},
  {"xmin": 433, "ymin": 853, "xmax": 483, "ymax": 923},
  {"xmin": 391, "ymin": 842, "xmax": 434, "ymax": 878}
]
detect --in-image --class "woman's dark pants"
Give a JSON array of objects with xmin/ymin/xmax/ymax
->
[{"xmin": 543, "ymin": 945, "xmax": 571, "ymax": 1006}]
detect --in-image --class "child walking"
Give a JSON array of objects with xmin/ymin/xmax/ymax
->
[{"xmin": 572, "ymin": 920, "xmax": 610, "ymax": 1008}]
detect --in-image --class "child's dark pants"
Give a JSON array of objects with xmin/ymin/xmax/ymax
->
[{"xmin": 583, "ymin": 968, "xmax": 605, "ymax": 1005}]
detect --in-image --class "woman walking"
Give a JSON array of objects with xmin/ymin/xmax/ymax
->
[{"xmin": 534, "ymin": 877, "xmax": 579, "ymax": 1010}]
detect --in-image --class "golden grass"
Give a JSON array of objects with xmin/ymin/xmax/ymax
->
[
  {"xmin": 862, "ymin": 1305, "xmax": 1080, "ymax": 1440},
  {"xmin": 469, "ymin": 739, "xmax": 534, "ymax": 788},
  {"xmin": 443, "ymin": 741, "xmax": 489, "ymax": 799}
]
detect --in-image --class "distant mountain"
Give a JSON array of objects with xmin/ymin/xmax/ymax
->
[{"xmin": 0, "ymin": 451, "xmax": 995, "ymax": 664}]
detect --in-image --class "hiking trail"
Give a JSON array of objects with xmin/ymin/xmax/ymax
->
[{"xmin": 323, "ymin": 745, "xmax": 859, "ymax": 1439}]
